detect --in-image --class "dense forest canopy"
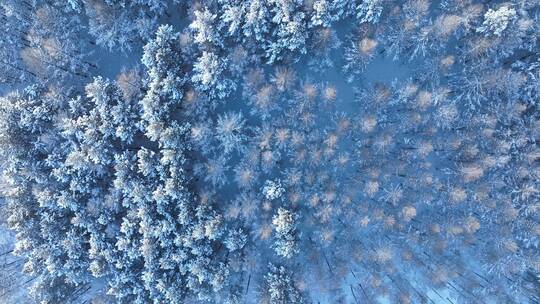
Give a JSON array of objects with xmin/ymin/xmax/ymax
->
[{"xmin": 0, "ymin": 0, "xmax": 539, "ymax": 303}]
